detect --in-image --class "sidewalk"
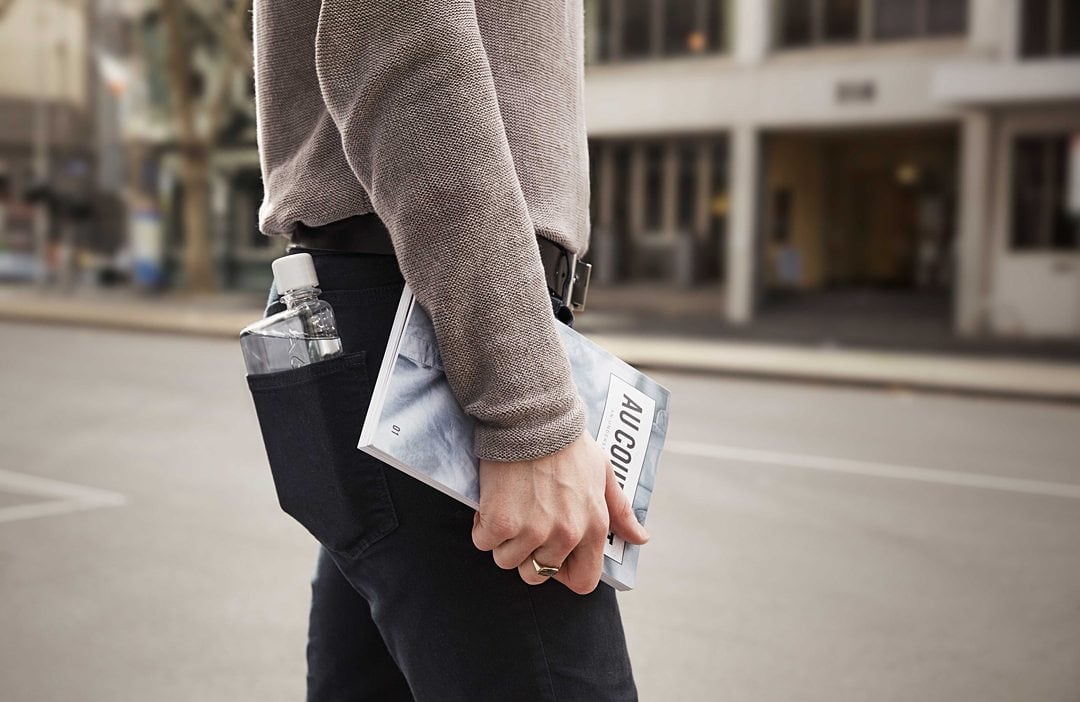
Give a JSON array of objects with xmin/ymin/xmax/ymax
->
[{"xmin": 3, "ymin": 283, "xmax": 1080, "ymax": 401}]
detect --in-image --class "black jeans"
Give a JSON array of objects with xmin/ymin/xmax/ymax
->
[{"xmin": 248, "ymin": 247, "xmax": 637, "ymax": 701}]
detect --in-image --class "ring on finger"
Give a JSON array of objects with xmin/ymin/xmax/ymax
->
[{"xmin": 531, "ymin": 557, "xmax": 561, "ymax": 578}]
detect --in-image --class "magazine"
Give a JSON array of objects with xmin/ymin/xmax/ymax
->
[{"xmin": 357, "ymin": 286, "xmax": 670, "ymax": 591}]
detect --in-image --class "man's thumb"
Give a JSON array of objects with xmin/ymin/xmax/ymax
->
[{"xmin": 605, "ymin": 465, "xmax": 649, "ymax": 545}]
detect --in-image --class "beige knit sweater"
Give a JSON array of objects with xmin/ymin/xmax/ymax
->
[{"xmin": 252, "ymin": 0, "xmax": 589, "ymax": 462}]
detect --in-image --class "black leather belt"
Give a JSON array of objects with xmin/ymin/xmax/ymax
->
[{"xmin": 287, "ymin": 213, "xmax": 591, "ymax": 311}]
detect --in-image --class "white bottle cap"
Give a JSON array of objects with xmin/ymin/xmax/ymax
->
[{"xmin": 272, "ymin": 253, "xmax": 320, "ymax": 293}]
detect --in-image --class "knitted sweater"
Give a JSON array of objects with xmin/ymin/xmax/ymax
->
[{"xmin": 252, "ymin": 0, "xmax": 589, "ymax": 462}]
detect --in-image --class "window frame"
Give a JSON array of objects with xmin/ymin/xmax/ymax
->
[
  {"xmin": 1019, "ymin": 0, "xmax": 1080, "ymax": 59},
  {"xmin": 587, "ymin": 0, "xmax": 731, "ymax": 64},
  {"xmin": 1008, "ymin": 133, "xmax": 1080, "ymax": 252},
  {"xmin": 771, "ymin": 0, "xmax": 968, "ymax": 51}
]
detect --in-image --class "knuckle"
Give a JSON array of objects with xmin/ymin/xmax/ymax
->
[
  {"xmin": 485, "ymin": 512, "xmax": 519, "ymax": 540},
  {"xmin": 610, "ymin": 495, "xmax": 632, "ymax": 520},
  {"xmin": 588, "ymin": 513, "xmax": 610, "ymax": 538},
  {"xmin": 554, "ymin": 523, "xmax": 584, "ymax": 548},
  {"xmin": 517, "ymin": 523, "xmax": 544, "ymax": 545}
]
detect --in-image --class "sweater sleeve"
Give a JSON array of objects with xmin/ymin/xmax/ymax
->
[{"xmin": 312, "ymin": 0, "xmax": 587, "ymax": 462}]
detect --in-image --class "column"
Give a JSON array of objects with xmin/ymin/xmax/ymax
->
[
  {"xmin": 955, "ymin": 111, "xmax": 993, "ymax": 336},
  {"xmin": 726, "ymin": 124, "xmax": 759, "ymax": 324},
  {"xmin": 968, "ymin": 0, "xmax": 1007, "ymax": 56},
  {"xmin": 733, "ymin": 0, "xmax": 769, "ymax": 65}
]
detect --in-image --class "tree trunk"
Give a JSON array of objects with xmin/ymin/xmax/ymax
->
[
  {"xmin": 161, "ymin": 0, "xmax": 215, "ymax": 293},
  {"xmin": 179, "ymin": 146, "xmax": 215, "ymax": 291}
]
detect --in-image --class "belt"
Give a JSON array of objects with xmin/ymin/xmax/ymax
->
[{"xmin": 287, "ymin": 214, "xmax": 591, "ymax": 311}]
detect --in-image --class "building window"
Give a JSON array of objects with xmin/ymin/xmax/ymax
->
[
  {"xmin": 926, "ymin": 0, "xmax": 968, "ymax": 35},
  {"xmin": 776, "ymin": 0, "xmax": 966, "ymax": 48},
  {"xmin": 778, "ymin": 0, "xmax": 814, "ymax": 47},
  {"xmin": 824, "ymin": 0, "xmax": 861, "ymax": 42},
  {"xmin": 665, "ymin": 0, "xmax": 722, "ymax": 55},
  {"xmin": 1011, "ymin": 135, "xmax": 1079, "ymax": 250},
  {"xmin": 676, "ymin": 141, "xmax": 699, "ymax": 228},
  {"xmin": 585, "ymin": 0, "xmax": 609, "ymax": 63},
  {"xmin": 873, "ymin": 0, "xmax": 967, "ymax": 40},
  {"xmin": 622, "ymin": 0, "xmax": 653, "ymax": 59},
  {"xmin": 644, "ymin": 142, "xmax": 665, "ymax": 230},
  {"xmin": 588, "ymin": 0, "xmax": 728, "ymax": 63},
  {"xmin": 1020, "ymin": 0, "xmax": 1080, "ymax": 58},
  {"xmin": 588, "ymin": 136, "xmax": 729, "ymax": 284},
  {"xmin": 873, "ymin": 0, "xmax": 918, "ymax": 39}
]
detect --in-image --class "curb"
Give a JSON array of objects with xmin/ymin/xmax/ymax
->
[
  {"xmin": 3, "ymin": 296, "xmax": 1080, "ymax": 402},
  {"xmin": 0, "ymin": 295, "xmax": 256, "ymax": 340},
  {"xmin": 587, "ymin": 334, "xmax": 1080, "ymax": 402}
]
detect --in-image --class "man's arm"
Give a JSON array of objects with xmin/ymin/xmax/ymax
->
[
  {"xmin": 313, "ymin": 0, "xmax": 648, "ymax": 593},
  {"xmin": 313, "ymin": 0, "xmax": 581, "ymax": 461}
]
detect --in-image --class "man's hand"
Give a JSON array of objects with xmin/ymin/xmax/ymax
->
[{"xmin": 471, "ymin": 432, "xmax": 650, "ymax": 595}]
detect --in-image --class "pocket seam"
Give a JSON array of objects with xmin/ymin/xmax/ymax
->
[{"xmin": 334, "ymin": 468, "xmax": 399, "ymax": 559}]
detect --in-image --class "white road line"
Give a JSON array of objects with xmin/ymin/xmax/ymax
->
[
  {"xmin": 666, "ymin": 441, "xmax": 1080, "ymax": 500},
  {"xmin": 0, "ymin": 469, "xmax": 127, "ymax": 525}
]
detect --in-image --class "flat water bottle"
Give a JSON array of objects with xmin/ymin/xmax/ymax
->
[{"xmin": 240, "ymin": 253, "xmax": 343, "ymax": 375}]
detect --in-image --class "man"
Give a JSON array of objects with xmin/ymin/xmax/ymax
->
[{"xmin": 251, "ymin": 1, "xmax": 649, "ymax": 699}]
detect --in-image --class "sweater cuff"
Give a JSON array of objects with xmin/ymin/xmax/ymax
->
[{"xmin": 472, "ymin": 388, "xmax": 588, "ymax": 463}]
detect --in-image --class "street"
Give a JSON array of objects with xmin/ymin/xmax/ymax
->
[{"xmin": 1, "ymin": 320, "xmax": 1078, "ymax": 702}]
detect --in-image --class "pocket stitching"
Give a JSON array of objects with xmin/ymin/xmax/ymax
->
[
  {"xmin": 246, "ymin": 350, "xmax": 366, "ymax": 391},
  {"xmin": 335, "ymin": 465, "xmax": 399, "ymax": 559}
]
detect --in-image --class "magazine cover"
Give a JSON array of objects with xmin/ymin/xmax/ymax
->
[{"xmin": 358, "ymin": 286, "xmax": 670, "ymax": 591}]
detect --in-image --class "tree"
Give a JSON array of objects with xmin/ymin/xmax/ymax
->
[{"xmin": 159, "ymin": 0, "xmax": 251, "ymax": 293}]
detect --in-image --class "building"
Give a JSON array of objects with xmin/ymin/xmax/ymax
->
[
  {"xmin": 583, "ymin": 0, "xmax": 1080, "ymax": 338},
  {"xmin": 0, "ymin": 0, "xmax": 99, "ymax": 281}
]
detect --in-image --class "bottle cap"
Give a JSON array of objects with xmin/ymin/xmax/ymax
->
[{"xmin": 272, "ymin": 253, "xmax": 320, "ymax": 293}]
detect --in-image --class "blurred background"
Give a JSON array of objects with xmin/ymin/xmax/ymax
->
[
  {"xmin": 1, "ymin": 1, "xmax": 1078, "ymax": 701},
  {"xmin": 0, "ymin": 0, "xmax": 1078, "ymax": 344}
]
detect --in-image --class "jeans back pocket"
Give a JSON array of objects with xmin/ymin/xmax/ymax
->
[{"xmin": 246, "ymin": 350, "xmax": 398, "ymax": 558}]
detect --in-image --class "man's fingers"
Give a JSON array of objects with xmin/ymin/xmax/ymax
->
[
  {"xmin": 605, "ymin": 465, "xmax": 650, "ymax": 545},
  {"xmin": 517, "ymin": 559, "xmax": 550, "ymax": 586},
  {"xmin": 558, "ymin": 537, "xmax": 604, "ymax": 594},
  {"xmin": 517, "ymin": 530, "xmax": 604, "ymax": 594},
  {"xmin": 492, "ymin": 529, "xmax": 545, "ymax": 570},
  {"xmin": 471, "ymin": 510, "xmax": 516, "ymax": 552},
  {"xmin": 514, "ymin": 522, "xmax": 584, "ymax": 584}
]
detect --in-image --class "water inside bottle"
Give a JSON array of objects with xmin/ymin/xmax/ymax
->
[{"xmin": 240, "ymin": 305, "xmax": 343, "ymax": 375}]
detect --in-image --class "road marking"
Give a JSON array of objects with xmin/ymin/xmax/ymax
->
[
  {"xmin": 0, "ymin": 469, "xmax": 127, "ymax": 524},
  {"xmin": 666, "ymin": 441, "xmax": 1080, "ymax": 500}
]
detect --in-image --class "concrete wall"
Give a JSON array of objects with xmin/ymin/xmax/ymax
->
[
  {"xmin": 987, "ymin": 106, "xmax": 1080, "ymax": 338},
  {"xmin": 585, "ymin": 41, "xmax": 969, "ymax": 136},
  {"xmin": 0, "ymin": 0, "xmax": 88, "ymax": 108}
]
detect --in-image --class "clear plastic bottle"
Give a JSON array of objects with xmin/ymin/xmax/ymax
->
[{"xmin": 240, "ymin": 253, "xmax": 343, "ymax": 375}]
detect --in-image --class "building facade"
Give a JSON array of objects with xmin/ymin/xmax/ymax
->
[
  {"xmin": 584, "ymin": 0, "xmax": 1080, "ymax": 338},
  {"xmin": 0, "ymin": 0, "xmax": 99, "ymax": 281}
]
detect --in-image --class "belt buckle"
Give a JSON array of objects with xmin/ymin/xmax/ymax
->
[
  {"xmin": 569, "ymin": 257, "xmax": 591, "ymax": 313},
  {"xmin": 545, "ymin": 239, "xmax": 591, "ymax": 314},
  {"xmin": 554, "ymin": 251, "xmax": 591, "ymax": 313}
]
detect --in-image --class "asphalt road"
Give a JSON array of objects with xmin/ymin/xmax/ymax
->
[{"xmin": 1, "ymin": 321, "xmax": 1078, "ymax": 701}]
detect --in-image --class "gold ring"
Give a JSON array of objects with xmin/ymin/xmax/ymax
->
[{"xmin": 531, "ymin": 558, "xmax": 560, "ymax": 578}]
